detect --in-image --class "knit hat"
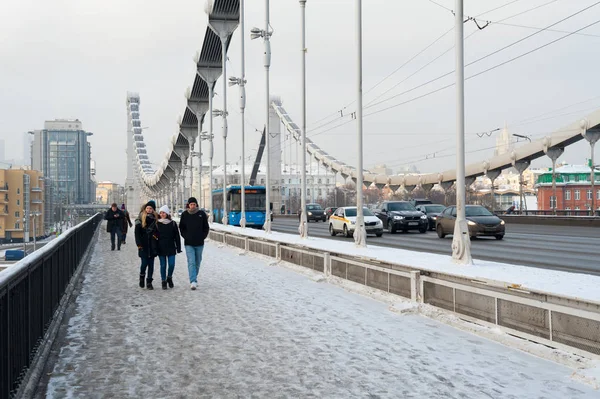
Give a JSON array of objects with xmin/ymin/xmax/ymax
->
[
  {"xmin": 188, "ymin": 197, "xmax": 198, "ymax": 206},
  {"xmin": 145, "ymin": 200, "xmax": 156, "ymax": 211},
  {"xmin": 159, "ymin": 205, "xmax": 170, "ymax": 215}
]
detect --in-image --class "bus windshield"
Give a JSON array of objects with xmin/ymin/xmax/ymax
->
[{"xmin": 230, "ymin": 193, "xmax": 266, "ymax": 212}]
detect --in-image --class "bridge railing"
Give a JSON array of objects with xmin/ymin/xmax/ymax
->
[
  {"xmin": 494, "ymin": 209, "xmax": 600, "ymax": 217},
  {"xmin": 0, "ymin": 213, "xmax": 102, "ymax": 398}
]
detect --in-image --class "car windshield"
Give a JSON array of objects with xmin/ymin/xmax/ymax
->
[
  {"xmin": 388, "ymin": 202, "xmax": 415, "ymax": 211},
  {"xmin": 345, "ymin": 207, "xmax": 374, "ymax": 217},
  {"xmin": 465, "ymin": 206, "xmax": 493, "ymax": 217},
  {"xmin": 307, "ymin": 204, "xmax": 322, "ymax": 210},
  {"xmin": 425, "ymin": 205, "xmax": 445, "ymax": 213}
]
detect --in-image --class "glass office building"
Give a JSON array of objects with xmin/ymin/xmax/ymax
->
[{"xmin": 31, "ymin": 119, "xmax": 94, "ymax": 205}]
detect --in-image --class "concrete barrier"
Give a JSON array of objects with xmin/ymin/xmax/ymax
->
[
  {"xmin": 499, "ymin": 215, "xmax": 600, "ymax": 227},
  {"xmin": 210, "ymin": 229, "xmax": 600, "ymax": 359}
]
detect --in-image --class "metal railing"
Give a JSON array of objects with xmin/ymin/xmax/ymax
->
[
  {"xmin": 0, "ymin": 213, "xmax": 102, "ymax": 398},
  {"xmin": 495, "ymin": 209, "xmax": 600, "ymax": 217}
]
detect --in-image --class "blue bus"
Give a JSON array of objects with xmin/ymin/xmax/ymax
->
[{"xmin": 212, "ymin": 185, "xmax": 267, "ymax": 228}]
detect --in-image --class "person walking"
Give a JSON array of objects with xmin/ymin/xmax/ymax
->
[
  {"xmin": 156, "ymin": 205, "xmax": 181, "ymax": 290},
  {"xmin": 120, "ymin": 204, "xmax": 133, "ymax": 244},
  {"xmin": 104, "ymin": 203, "xmax": 125, "ymax": 251},
  {"xmin": 135, "ymin": 201, "xmax": 160, "ymax": 290},
  {"xmin": 179, "ymin": 197, "xmax": 209, "ymax": 290}
]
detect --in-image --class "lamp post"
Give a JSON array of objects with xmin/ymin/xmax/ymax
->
[
  {"xmin": 213, "ymin": 109, "xmax": 228, "ymax": 224},
  {"xmin": 229, "ymin": 75, "xmax": 247, "ymax": 227},
  {"xmin": 251, "ymin": 0, "xmax": 273, "ymax": 233},
  {"xmin": 451, "ymin": 0, "xmax": 472, "ymax": 264},
  {"xmin": 229, "ymin": 0, "xmax": 247, "ymax": 227},
  {"xmin": 299, "ymin": 0, "xmax": 308, "ymax": 238},
  {"xmin": 354, "ymin": 0, "xmax": 367, "ymax": 247}
]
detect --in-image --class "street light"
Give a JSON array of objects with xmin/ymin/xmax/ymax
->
[
  {"xmin": 299, "ymin": 0, "xmax": 308, "ymax": 238},
  {"xmin": 452, "ymin": 0, "xmax": 472, "ymax": 264},
  {"xmin": 213, "ymin": 108, "xmax": 228, "ymax": 224},
  {"xmin": 354, "ymin": 0, "xmax": 367, "ymax": 248},
  {"xmin": 230, "ymin": 73, "xmax": 248, "ymax": 228},
  {"xmin": 513, "ymin": 133, "xmax": 532, "ymax": 143},
  {"xmin": 250, "ymin": 0, "xmax": 273, "ymax": 233}
]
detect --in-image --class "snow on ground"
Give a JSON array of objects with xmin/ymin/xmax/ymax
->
[
  {"xmin": 210, "ymin": 223, "xmax": 600, "ymax": 303},
  {"xmin": 43, "ymin": 225, "xmax": 600, "ymax": 398}
]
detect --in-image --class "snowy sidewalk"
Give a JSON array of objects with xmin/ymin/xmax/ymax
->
[{"xmin": 44, "ymin": 227, "xmax": 598, "ymax": 398}]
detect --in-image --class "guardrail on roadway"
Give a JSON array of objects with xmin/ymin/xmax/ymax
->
[
  {"xmin": 0, "ymin": 213, "xmax": 103, "ymax": 398},
  {"xmin": 210, "ymin": 230, "xmax": 600, "ymax": 359}
]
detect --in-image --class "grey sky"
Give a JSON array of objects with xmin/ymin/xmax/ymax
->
[{"xmin": 1, "ymin": 0, "xmax": 599, "ymax": 183}]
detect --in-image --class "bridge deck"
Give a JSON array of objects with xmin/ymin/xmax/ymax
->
[{"xmin": 41, "ymin": 228, "xmax": 597, "ymax": 398}]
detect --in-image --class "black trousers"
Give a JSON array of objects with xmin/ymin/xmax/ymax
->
[{"xmin": 110, "ymin": 225, "xmax": 122, "ymax": 248}]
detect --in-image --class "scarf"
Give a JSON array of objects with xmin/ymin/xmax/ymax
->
[
  {"xmin": 188, "ymin": 208, "xmax": 200, "ymax": 215},
  {"xmin": 158, "ymin": 218, "xmax": 172, "ymax": 225}
]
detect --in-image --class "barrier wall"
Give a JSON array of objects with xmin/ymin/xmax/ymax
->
[{"xmin": 210, "ymin": 230, "xmax": 600, "ymax": 359}]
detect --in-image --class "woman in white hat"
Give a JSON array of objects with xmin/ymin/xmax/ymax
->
[{"xmin": 156, "ymin": 205, "xmax": 182, "ymax": 290}]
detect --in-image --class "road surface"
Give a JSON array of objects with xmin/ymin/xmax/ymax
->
[{"xmin": 272, "ymin": 218, "xmax": 600, "ymax": 275}]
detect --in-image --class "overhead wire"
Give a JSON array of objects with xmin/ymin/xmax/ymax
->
[
  {"xmin": 365, "ymin": 1, "xmax": 600, "ymax": 112},
  {"xmin": 309, "ymin": 0, "xmax": 563, "ymax": 135}
]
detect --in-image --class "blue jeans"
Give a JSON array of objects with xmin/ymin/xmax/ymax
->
[
  {"xmin": 110, "ymin": 224, "xmax": 122, "ymax": 248},
  {"xmin": 140, "ymin": 256, "xmax": 155, "ymax": 281},
  {"xmin": 185, "ymin": 245, "xmax": 204, "ymax": 284},
  {"xmin": 159, "ymin": 255, "xmax": 176, "ymax": 281}
]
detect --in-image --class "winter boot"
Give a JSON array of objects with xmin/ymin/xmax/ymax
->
[
  {"xmin": 161, "ymin": 281, "xmax": 168, "ymax": 290},
  {"xmin": 166, "ymin": 277, "xmax": 174, "ymax": 288},
  {"xmin": 139, "ymin": 274, "xmax": 145, "ymax": 288},
  {"xmin": 146, "ymin": 279, "xmax": 154, "ymax": 290}
]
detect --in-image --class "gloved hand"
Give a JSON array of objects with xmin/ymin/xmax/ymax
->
[{"xmin": 138, "ymin": 246, "xmax": 143, "ymax": 257}]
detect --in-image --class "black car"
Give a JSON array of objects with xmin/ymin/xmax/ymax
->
[
  {"xmin": 298, "ymin": 203, "xmax": 326, "ymax": 222},
  {"xmin": 416, "ymin": 204, "xmax": 446, "ymax": 230},
  {"xmin": 374, "ymin": 201, "xmax": 428, "ymax": 233}
]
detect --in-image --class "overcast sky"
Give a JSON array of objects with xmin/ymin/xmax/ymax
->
[{"xmin": 1, "ymin": 0, "xmax": 599, "ymax": 184}]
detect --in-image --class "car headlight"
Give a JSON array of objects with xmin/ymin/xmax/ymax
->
[
  {"xmin": 376, "ymin": 219, "xmax": 382, "ymax": 225},
  {"xmin": 393, "ymin": 216, "xmax": 403, "ymax": 220},
  {"xmin": 350, "ymin": 221, "xmax": 356, "ymax": 225},
  {"xmin": 432, "ymin": 216, "xmax": 437, "ymax": 220},
  {"xmin": 467, "ymin": 220, "xmax": 476, "ymax": 226},
  {"xmin": 500, "ymin": 220, "xmax": 505, "ymax": 225},
  {"xmin": 308, "ymin": 212, "xmax": 312, "ymax": 216},
  {"xmin": 420, "ymin": 215, "xmax": 427, "ymax": 220}
]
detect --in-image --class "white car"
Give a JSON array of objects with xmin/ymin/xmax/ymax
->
[{"xmin": 329, "ymin": 206, "xmax": 384, "ymax": 238}]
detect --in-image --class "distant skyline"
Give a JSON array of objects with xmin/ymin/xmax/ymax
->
[{"xmin": 1, "ymin": 0, "xmax": 600, "ymax": 183}]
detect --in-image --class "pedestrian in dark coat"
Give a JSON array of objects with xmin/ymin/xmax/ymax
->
[
  {"xmin": 135, "ymin": 201, "xmax": 159, "ymax": 290},
  {"xmin": 156, "ymin": 205, "xmax": 182, "ymax": 290},
  {"xmin": 179, "ymin": 197, "xmax": 209, "ymax": 290},
  {"xmin": 104, "ymin": 203, "xmax": 125, "ymax": 251},
  {"xmin": 120, "ymin": 204, "xmax": 133, "ymax": 244}
]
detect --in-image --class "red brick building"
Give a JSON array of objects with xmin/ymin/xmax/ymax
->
[{"xmin": 536, "ymin": 165, "xmax": 600, "ymax": 211}]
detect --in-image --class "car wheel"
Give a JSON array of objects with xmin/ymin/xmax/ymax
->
[
  {"xmin": 376, "ymin": 233, "xmax": 382, "ymax": 237},
  {"xmin": 436, "ymin": 224, "xmax": 446, "ymax": 239},
  {"xmin": 495, "ymin": 234, "xmax": 504, "ymax": 240},
  {"xmin": 329, "ymin": 224, "xmax": 336, "ymax": 236},
  {"xmin": 343, "ymin": 224, "xmax": 352, "ymax": 238},
  {"xmin": 387, "ymin": 221, "xmax": 396, "ymax": 234}
]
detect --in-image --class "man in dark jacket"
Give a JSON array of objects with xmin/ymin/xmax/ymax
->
[
  {"xmin": 104, "ymin": 203, "xmax": 125, "ymax": 251},
  {"xmin": 179, "ymin": 197, "xmax": 210, "ymax": 290}
]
